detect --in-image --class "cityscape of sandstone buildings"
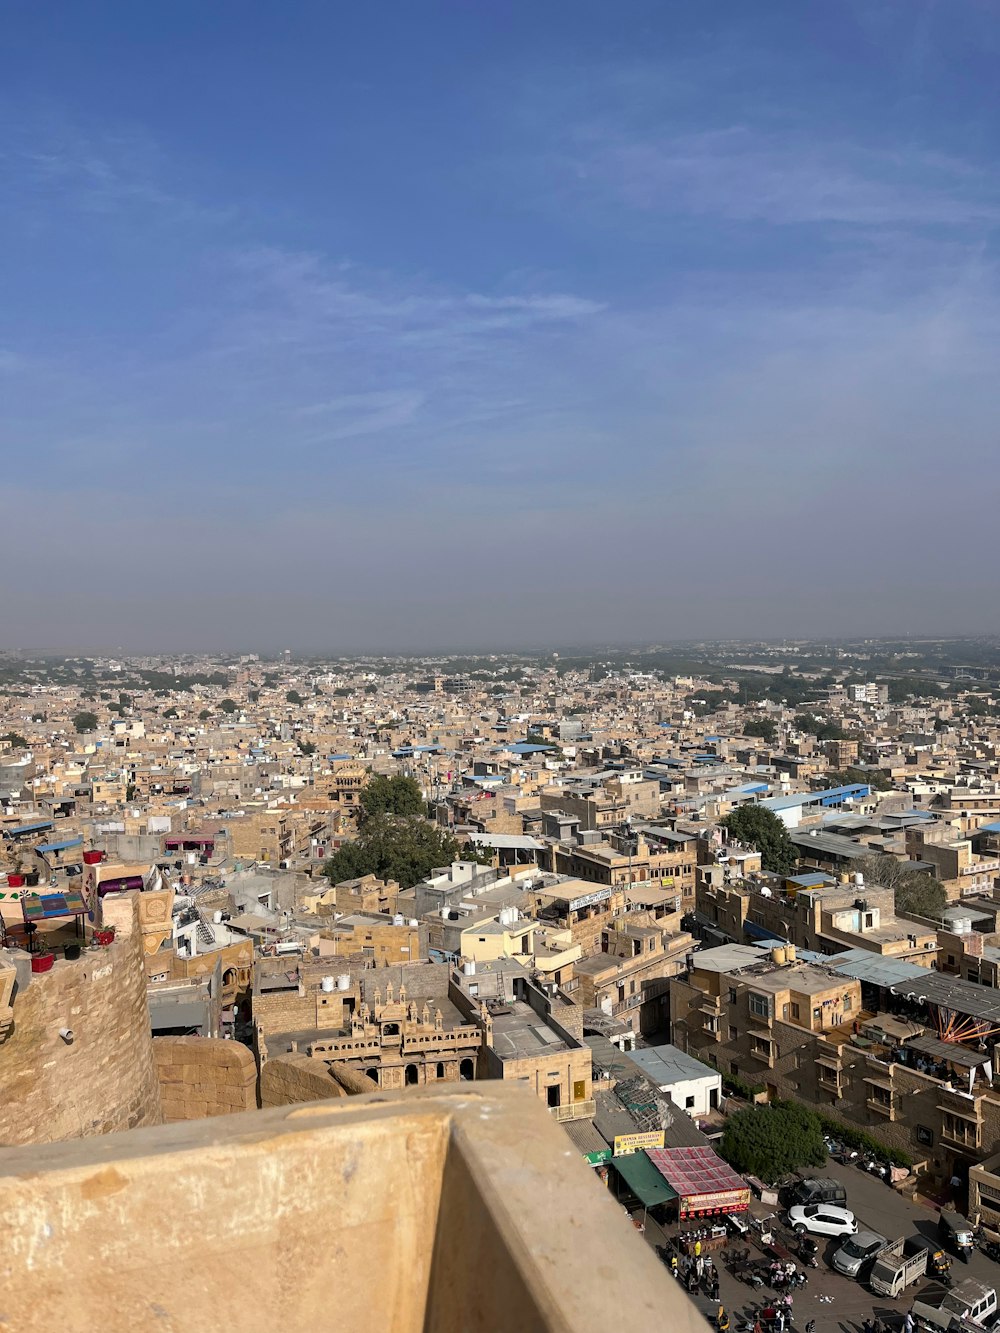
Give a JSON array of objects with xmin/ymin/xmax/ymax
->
[{"xmin": 5, "ymin": 644, "xmax": 1000, "ymax": 1327}]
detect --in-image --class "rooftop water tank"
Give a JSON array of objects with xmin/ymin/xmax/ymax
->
[
  {"xmin": 337, "ymin": 974, "xmax": 350, "ymax": 991},
  {"xmin": 213, "ymin": 910, "xmax": 223, "ymax": 924},
  {"xmin": 321, "ymin": 976, "xmax": 335, "ymax": 993},
  {"xmin": 393, "ymin": 913, "xmax": 405, "ymax": 926},
  {"xmin": 408, "ymin": 918, "xmax": 419, "ymax": 927},
  {"xmin": 463, "ymin": 960, "xmax": 476, "ymax": 976}
]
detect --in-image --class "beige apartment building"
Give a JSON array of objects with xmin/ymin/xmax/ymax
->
[
  {"xmin": 671, "ymin": 946, "xmax": 1000, "ymax": 1182},
  {"xmin": 572, "ymin": 915, "xmax": 693, "ymax": 1036},
  {"xmin": 695, "ymin": 878, "xmax": 939, "ymax": 964}
]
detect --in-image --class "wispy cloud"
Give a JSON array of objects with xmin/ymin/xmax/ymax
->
[{"xmin": 564, "ymin": 124, "xmax": 1000, "ymax": 229}]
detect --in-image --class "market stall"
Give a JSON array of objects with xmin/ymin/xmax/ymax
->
[{"xmin": 646, "ymin": 1145, "xmax": 750, "ymax": 1221}]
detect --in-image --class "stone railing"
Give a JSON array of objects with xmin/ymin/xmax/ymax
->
[{"xmin": 0, "ymin": 1083, "xmax": 703, "ymax": 1333}]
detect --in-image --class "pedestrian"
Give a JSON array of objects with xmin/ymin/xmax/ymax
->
[
  {"xmin": 805, "ymin": 1322, "xmax": 815, "ymax": 1333},
  {"xmin": 862, "ymin": 1318, "xmax": 872, "ymax": 1333},
  {"xmin": 752, "ymin": 1319, "xmax": 763, "ymax": 1333},
  {"xmin": 717, "ymin": 1305, "xmax": 730, "ymax": 1333},
  {"xmin": 670, "ymin": 1253, "xmax": 678, "ymax": 1278},
  {"xmin": 775, "ymin": 1309, "xmax": 785, "ymax": 1333},
  {"xmin": 696, "ymin": 1255, "xmax": 704, "ymax": 1280},
  {"xmin": 695, "ymin": 1238, "xmax": 703, "ymax": 1259},
  {"xmin": 904, "ymin": 1312, "xmax": 915, "ymax": 1333}
]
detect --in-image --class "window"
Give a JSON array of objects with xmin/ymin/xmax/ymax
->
[
  {"xmin": 750, "ymin": 1035, "xmax": 772, "ymax": 1061},
  {"xmin": 729, "ymin": 1026, "xmax": 738, "ymax": 1041},
  {"xmin": 729, "ymin": 988, "xmax": 737, "ymax": 1004},
  {"xmin": 685, "ymin": 1095, "xmax": 696, "ymax": 1109},
  {"xmin": 843, "ymin": 995, "xmax": 852, "ymax": 1013},
  {"xmin": 749, "ymin": 992, "xmax": 771, "ymax": 1020}
]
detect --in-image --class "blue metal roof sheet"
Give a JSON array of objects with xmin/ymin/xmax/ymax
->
[{"xmin": 35, "ymin": 836, "xmax": 84, "ymax": 854}]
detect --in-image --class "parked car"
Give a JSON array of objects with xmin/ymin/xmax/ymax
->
[
  {"xmin": 832, "ymin": 1230, "xmax": 888, "ymax": 1278},
  {"xmin": 787, "ymin": 1203, "xmax": 858, "ymax": 1238},
  {"xmin": 788, "ymin": 1178, "xmax": 849, "ymax": 1210}
]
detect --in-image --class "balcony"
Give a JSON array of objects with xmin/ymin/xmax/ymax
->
[
  {"xmin": 551, "ymin": 1099, "xmax": 597, "ymax": 1123},
  {"xmin": 0, "ymin": 1084, "xmax": 699, "ymax": 1333}
]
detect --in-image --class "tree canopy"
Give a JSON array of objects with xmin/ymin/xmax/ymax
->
[
  {"xmin": 286, "ymin": 689, "xmax": 304, "ymax": 705},
  {"xmin": 721, "ymin": 804, "xmax": 796, "ymax": 875},
  {"xmin": 793, "ymin": 713, "xmax": 848, "ymax": 742},
  {"xmin": 323, "ymin": 813, "xmax": 458, "ymax": 889},
  {"xmin": 1, "ymin": 732, "xmax": 28, "ymax": 749},
  {"xmin": 856, "ymin": 853, "xmax": 947, "ymax": 920},
  {"xmin": 743, "ymin": 719, "xmax": 777, "ymax": 745},
  {"xmin": 360, "ymin": 773, "xmax": 426, "ymax": 824},
  {"xmin": 72, "ymin": 711, "xmax": 99, "ymax": 733},
  {"xmin": 219, "ymin": 698, "xmax": 239, "ymax": 714},
  {"xmin": 720, "ymin": 1101, "xmax": 826, "ymax": 1183}
]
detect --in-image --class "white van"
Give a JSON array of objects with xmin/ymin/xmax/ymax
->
[{"xmin": 912, "ymin": 1279, "xmax": 998, "ymax": 1331}]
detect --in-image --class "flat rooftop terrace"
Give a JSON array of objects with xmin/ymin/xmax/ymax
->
[{"xmin": 488, "ymin": 999, "xmax": 575, "ymax": 1059}]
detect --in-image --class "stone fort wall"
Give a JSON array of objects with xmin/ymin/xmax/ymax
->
[{"xmin": 0, "ymin": 894, "xmax": 162, "ymax": 1147}]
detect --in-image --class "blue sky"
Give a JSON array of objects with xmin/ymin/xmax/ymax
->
[{"xmin": 2, "ymin": 1, "xmax": 998, "ymax": 651}]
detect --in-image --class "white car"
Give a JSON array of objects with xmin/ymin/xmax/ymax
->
[{"xmin": 787, "ymin": 1203, "xmax": 858, "ymax": 1238}]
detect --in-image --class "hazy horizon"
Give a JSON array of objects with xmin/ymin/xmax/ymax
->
[{"xmin": 2, "ymin": 2, "xmax": 999, "ymax": 651}]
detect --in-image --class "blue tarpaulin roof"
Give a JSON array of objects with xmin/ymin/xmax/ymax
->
[
  {"xmin": 2, "ymin": 821, "xmax": 53, "ymax": 837},
  {"xmin": 35, "ymin": 836, "xmax": 84, "ymax": 854}
]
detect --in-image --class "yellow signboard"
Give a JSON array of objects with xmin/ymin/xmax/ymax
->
[{"xmin": 613, "ymin": 1131, "xmax": 665, "ymax": 1157}]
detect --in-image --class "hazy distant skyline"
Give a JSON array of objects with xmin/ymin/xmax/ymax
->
[{"xmin": 2, "ymin": 2, "xmax": 999, "ymax": 653}]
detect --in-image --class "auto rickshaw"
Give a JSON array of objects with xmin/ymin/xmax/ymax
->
[{"xmin": 939, "ymin": 1209, "xmax": 976, "ymax": 1263}]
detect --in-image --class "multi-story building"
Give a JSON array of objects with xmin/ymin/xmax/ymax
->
[
  {"xmin": 671, "ymin": 946, "xmax": 1000, "ymax": 1185},
  {"xmin": 572, "ymin": 915, "xmax": 693, "ymax": 1036}
]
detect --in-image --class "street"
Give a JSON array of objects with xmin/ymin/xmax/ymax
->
[{"xmin": 642, "ymin": 1158, "xmax": 1000, "ymax": 1333}]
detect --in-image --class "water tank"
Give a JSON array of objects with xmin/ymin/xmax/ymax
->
[
  {"xmin": 321, "ymin": 976, "xmax": 335, "ymax": 993},
  {"xmin": 785, "ymin": 944, "xmax": 797, "ymax": 962},
  {"xmin": 463, "ymin": 960, "xmax": 476, "ymax": 976},
  {"xmin": 337, "ymin": 974, "xmax": 350, "ymax": 991},
  {"xmin": 440, "ymin": 905, "xmax": 450, "ymax": 919},
  {"xmin": 854, "ymin": 872, "xmax": 864, "ymax": 886},
  {"xmin": 953, "ymin": 917, "xmax": 972, "ymax": 935},
  {"xmin": 213, "ymin": 910, "xmax": 223, "ymax": 924},
  {"xmin": 393, "ymin": 913, "xmax": 405, "ymax": 926},
  {"xmin": 771, "ymin": 946, "xmax": 787, "ymax": 965}
]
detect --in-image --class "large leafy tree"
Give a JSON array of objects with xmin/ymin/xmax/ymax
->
[
  {"xmin": 359, "ymin": 774, "xmax": 426, "ymax": 824},
  {"xmin": 73, "ymin": 711, "xmax": 99, "ymax": 733},
  {"xmin": 721, "ymin": 804, "xmax": 796, "ymax": 875},
  {"xmin": 744, "ymin": 719, "xmax": 777, "ymax": 745},
  {"xmin": 324, "ymin": 813, "xmax": 459, "ymax": 889},
  {"xmin": 721, "ymin": 1101, "xmax": 826, "ymax": 1183},
  {"xmin": 856, "ymin": 853, "xmax": 946, "ymax": 920}
]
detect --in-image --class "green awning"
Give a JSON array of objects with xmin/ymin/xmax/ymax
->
[{"xmin": 611, "ymin": 1151, "xmax": 679, "ymax": 1208}]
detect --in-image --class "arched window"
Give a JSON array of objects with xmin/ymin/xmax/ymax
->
[
  {"xmin": 460, "ymin": 1058, "xmax": 475, "ymax": 1082},
  {"xmin": 405, "ymin": 1064, "xmax": 419, "ymax": 1086},
  {"xmin": 436, "ymin": 1062, "xmax": 445, "ymax": 1080}
]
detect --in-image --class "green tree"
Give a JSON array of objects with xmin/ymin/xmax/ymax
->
[
  {"xmin": 299, "ymin": 739, "xmax": 317, "ymax": 756},
  {"xmin": 720, "ymin": 1101, "xmax": 826, "ymax": 1183},
  {"xmin": 720, "ymin": 804, "xmax": 796, "ymax": 875},
  {"xmin": 163, "ymin": 706, "xmax": 179, "ymax": 719},
  {"xmin": 286, "ymin": 689, "xmax": 304, "ymax": 705},
  {"xmin": 323, "ymin": 813, "xmax": 459, "ymax": 889},
  {"xmin": 1, "ymin": 732, "xmax": 28, "ymax": 749},
  {"xmin": 855, "ymin": 853, "xmax": 947, "ymax": 920},
  {"xmin": 460, "ymin": 841, "xmax": 494, "ymax": 866},
  {"xmin": 360, "ymin": 774, "xmax": 425, "ymax": 824},
  {"xmin": 73, "ymin": 711, "xmax": 99, "ymax": 733},
  {"xmin": 744, "ymin": 719, "xmax": 777, "ymax": 745},
  {"xmin": 198, "ymin": 708, "xmax": 212, "ymax": 721},
  {"xmin": 219, "ymin": 698, "xmax": 239, "ymax": 714}
]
